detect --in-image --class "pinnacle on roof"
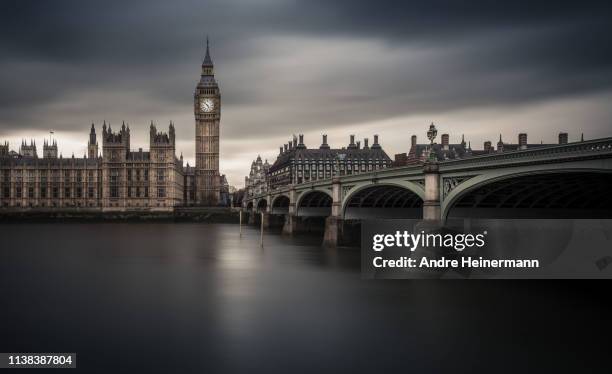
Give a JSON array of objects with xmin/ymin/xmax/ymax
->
[{"xmin": 203, "ymin": 36, "xmax": 213, "ymax": 66}]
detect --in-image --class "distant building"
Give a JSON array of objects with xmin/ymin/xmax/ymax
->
[
  {"xmin": 394, "ymin": 125, "xmax": 574, "ymax": 165},
  {"xmin": 182, "ymin": 163, "xmax": 196, "ymax": 206},
  {"xmin": 266, "ymin": 134, "xmax": 392, "ymax": 190},
  {"xmin": 219, "ymin": 174, "xmax": 231, "ymax": 206},
  {"xmin": 245, "ymin": 155, "xmax": 270, "ymax": 198},
  {"xmin": 231, "ymin": 188, "xmax": 245, "ymax": 208}
]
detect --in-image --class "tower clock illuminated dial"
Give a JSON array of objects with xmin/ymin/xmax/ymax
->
[{"xmin": 200, "ymin": 98, "xmax": 214, "ymax": 113}]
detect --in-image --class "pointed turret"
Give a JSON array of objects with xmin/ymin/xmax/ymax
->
[
  {"xmin": 169, "ymin": 121, "xmax": 176, "ymax": 146},
  {"xmin": 201, "ymin": 36, "xmax": 215, "ymax": 76},
  {"xmin": 497, "ymin": 134, "xmax": 504, "ymax": 152},
  {"xmin": 89, "ymin": 123, "xmax": 96, "ymax": 144},
  {"xmin": 88, "ymin": 123, "xmax": 98, "ymax": 159},
  {"xmin": 203, "ymin": 36, "xmax": 213, "ymax": 66}
]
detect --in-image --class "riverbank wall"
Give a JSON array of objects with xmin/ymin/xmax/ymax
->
[{"xmin": 0, "ymin": 207, "xmax": 240, "ymax": 223}]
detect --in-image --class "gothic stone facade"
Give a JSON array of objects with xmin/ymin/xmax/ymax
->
[
  {"xmin": 245, "ymin": 155, "xmax": 270, "ymax": 198},
  {"xmin": 194, "ymin": 39, "xmax": 221, "ymax": 205},
  {"xmin": 0, "ymin": 122, "xmax": 185, "ymax": 211},
  {"xmin": 0, "ymin": 39, "xmax": 224, "ymax": 211}
]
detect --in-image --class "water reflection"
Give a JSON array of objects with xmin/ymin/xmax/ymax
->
[{"xmin": 0, "ymin": 223, "xmax": 609, "ymax": 373}]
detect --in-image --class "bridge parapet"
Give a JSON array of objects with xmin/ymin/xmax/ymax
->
[{"xmin": 439, "ymin": 137, "xmax": 612, "ymax": 172}]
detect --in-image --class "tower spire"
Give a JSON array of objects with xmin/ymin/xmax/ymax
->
[{"xmin": 203, "ymin": 35, "xmax": 213, "ymax": 66}]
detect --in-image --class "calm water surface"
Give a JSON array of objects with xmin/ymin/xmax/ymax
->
[{"xmin": 0, "ymin": 223, "xmax": 609, "ymax": 373}]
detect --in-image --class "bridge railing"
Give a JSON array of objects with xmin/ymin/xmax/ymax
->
[
  {"xmin": 253, "ymin": 164, "xmax": 423, "ymax": 198},
  {"xmin": 438, "ymin": 137, "xmax": 612, "ymax": 170}
]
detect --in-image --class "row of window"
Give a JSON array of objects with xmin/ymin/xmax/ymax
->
[
  {"xmin": 1, "ymin": 170, "xmax": 99, "ymax": 183},
  {"xmin": 2, "ymin": 186, "xmax": 169, "ymax": 199},
  {"xmin": 3, "ymin": 201, "xmax": 98, "ymax": 208},
  {"xmin": 296, "ymin": 164, "xmax": 384, "ymax": 172},
  {"xmin": 110, "ymin": 187, "xmax": 165, "ymax": 199},
  {"xmin": 4, "ymin": 186, "xmax": 98, "ymax": 199},
  {"xmin": 110, "ymin": 169, "xmax": 168, "ymax": 183}
]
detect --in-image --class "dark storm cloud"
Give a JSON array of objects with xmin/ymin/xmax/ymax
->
[
  {"xmin": 1, "ymin": 1, "xmax": 610, "ymax": 109},
  {"xmin": 1, "ymin": 0, "xmax": 612, "ymax": 184}
]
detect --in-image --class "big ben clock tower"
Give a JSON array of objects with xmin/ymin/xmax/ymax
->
[{"xmin": 194, "ymin": 37, "xmax": 221, "ymax": 205}]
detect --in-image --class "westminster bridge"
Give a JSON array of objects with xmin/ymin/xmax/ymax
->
[{"xmin": 243, "ymin": 137, "xmax": 612, "ymax": 246}]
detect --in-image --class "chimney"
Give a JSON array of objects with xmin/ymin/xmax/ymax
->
[
  {"xmin": 356, "ymin": 140, "xmax": 361, "ymax": 149},
  {"xmin": 279, "ymin": 146, "xmax": 283, "ymax": 154},
  {"xmin": 348, "ymin": 134, "xmax": 357, "ymax": 149},
  {"xmin": 364, "ymin": 138, "xmax": 369, "ymax": 149},
  {"xmin": 441, "ymin": 134, "xmax": 449, "ymax": 150},
  {"xmin": 518, "ymin": 133, "xmax": 527, "ymax": 150},
  {"xmin": 298, "ymin": 134, "xmax": 304, "ymax": 145},
  {"xmin": 558, "ymin": 132, "xmax": 568, "ymax": 144},
  {"xmin": 320, "ymin": 134, "xmax": 330, "ymax": 149},
  {"xmin": 284, "ymin": 144, "xmax": 288, "ymax": 152},
  {"xmin": 411, "ymin": 135, "xmax": 417, "ymax": 148},
  {"xmin": 372, "ymin": 134, "xmax": 381, "ymax": 149},
  {"xmin": 484, "ymin": 141, "xmax": 492, "ymax": 152}
]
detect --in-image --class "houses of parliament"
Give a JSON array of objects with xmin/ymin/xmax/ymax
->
[{"xmin": 0, "ymin": 39, "xmax": 226, "ymax": 211}]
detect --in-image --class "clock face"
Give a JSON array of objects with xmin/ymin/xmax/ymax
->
[{"xmin": 200, "ymin": 98, "xmax": 214, "ymax": 113}]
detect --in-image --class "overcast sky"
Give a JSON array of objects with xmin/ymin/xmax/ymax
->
[{"xmin": 1, "ymin": 0, "xmax": 611, "ymax": 186}]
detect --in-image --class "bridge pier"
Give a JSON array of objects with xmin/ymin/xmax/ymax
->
[
  {"xmin": 282, "ymin": 214, "xmax": 303, "ymax": 235},
  {"xmin": 323, "ymin": 216, "xmax": 346, "ymax": 247},
  {"xmin": 247, "ymin": 209, "xmax": 256, "ymax": 225},
  {"xmin": 282, "ymin": 187, "xmax": 298, "ymax": 234},
  {"xmin": 423, "ymin": 161, "xmax": 441, "ymax": 221},
  {"xmin": 323, "ymin": 177, "xmax": 345, "ymax": 247},
  {"xmin": 261, "ymin": 212, "xmax": 271, "ymax": 229}
]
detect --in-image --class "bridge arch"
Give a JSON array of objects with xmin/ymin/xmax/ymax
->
[
  {"xmin": 342, "ymin": 182, "xmax": 424, "ymax": 219},
  {"xmin": 271, "ymin": 194, "xmax": 290, "ymax": 215},
  {"xmin": 443, "ymin": 169, "xmax": 612, "ymax": 219},
  {"xmin": 296, "ymin": 190, "xmax": 332, "ymax": 217},
  {"xmin": 256, "ymin": 198, "xmax": 268, "ymax": 212}
]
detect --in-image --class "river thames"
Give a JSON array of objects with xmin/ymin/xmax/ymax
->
[{"xmin": 0, "ymin": 223, "xmax": 608, "ymax": 372}]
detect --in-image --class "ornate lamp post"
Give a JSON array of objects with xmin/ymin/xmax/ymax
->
[
  {"xmin": 423, "ymin": 122, "xmax": 441, "ymax": 220},
  {"xmin": 334, "ymin": 153, "xmax": 346, "ymax": 177},
  {"xmin": 427, "ymin": 122, "xmax": 438, "ymax": 162}
]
